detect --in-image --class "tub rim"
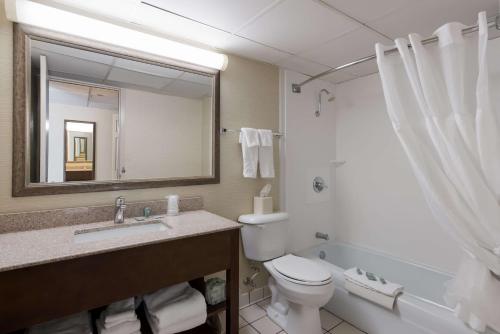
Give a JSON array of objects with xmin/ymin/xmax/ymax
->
[{"xmin": 299, "ymin": 241, "xmax": 455, "ymax": 312}]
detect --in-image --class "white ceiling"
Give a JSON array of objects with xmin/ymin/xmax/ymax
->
[
  {"xmin": 45, "ymin": 0, "xmax": 500, "ymax": 84},
  {"xmin": 31, "ymin": 40, "xmax": 213, "ymax": 99},
  {"xmin": 49, "ymin": 81, "xmax": 119, "ymax": 111}
]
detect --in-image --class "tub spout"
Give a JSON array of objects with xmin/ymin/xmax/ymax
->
[{"xmin": 315, "ymin": 232, "xmax": 329, "ymax": 240}]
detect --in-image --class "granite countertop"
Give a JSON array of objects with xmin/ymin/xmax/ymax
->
[{"xmin": 0, "ymin": 210, "xmax": 241, "ymax": 273}]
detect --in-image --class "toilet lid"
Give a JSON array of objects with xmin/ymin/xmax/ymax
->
[{"xmin": 272, "ymin": 254, "xmax": 331, "ymax": 284}]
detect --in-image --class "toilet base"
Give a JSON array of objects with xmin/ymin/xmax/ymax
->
[
  {"xmin": 285, "ymin": 302, "xmax": 322, "ymax": 334},
  {"xmin": 267, "ymin": 277, "xmax": 323, "ymax": 334},
  {"xmin": 267, "ymin": 300, "xmax": 322, "ymax": 334}
]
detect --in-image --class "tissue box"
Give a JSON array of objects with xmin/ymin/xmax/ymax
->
[
  {"xmin": 205, "ymin": 278, "xmax": 226, "ymax": 305},
  {"xmin": 254, "ymin": 196, "xmax": 273, "ymax": 214}
]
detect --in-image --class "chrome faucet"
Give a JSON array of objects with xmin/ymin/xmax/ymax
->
[
  {"xmin": 315, "ymin": 232, "xmax": 329, "ymax": 240},
  {"xmin": 114, "ymin": 196, "xmax": 126, "ymax": 224}
]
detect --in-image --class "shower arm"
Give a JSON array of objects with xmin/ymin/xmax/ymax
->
[{"xmin": 316, "ymin": 89, "xmax": 330, "ymax": 117}]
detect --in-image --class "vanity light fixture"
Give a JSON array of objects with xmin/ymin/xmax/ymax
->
[{"xmin": 4, "ymin": 0, "xmax": 228, "ymax": 71}]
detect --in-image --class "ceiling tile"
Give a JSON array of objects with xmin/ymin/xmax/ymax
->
[
  {"xmin": 346, "ymin": 58, "xmax": 379, "ymax": 77},
  {"xmin": 31, "ymin": 40, "xmax": 115, "ymax": 65},
  {"xmin": 143, "ymin": 0, "xmax": 277, "ymax": 32},
  {"xmin": 301, "ymin": 27, "xmax": 391, "ymax": 68},
  {"xmin": 322, "ymin": 69, "xmax": 357, "ymax": 84},
  {"xmin": 113, "ymin": 58, "xmax": 184, "ymax": 78},
  {"xmin": 217, "ymin": 35, "xmax": 290, "ymax": 64},
  {"xmin": 178, "ymin": 72, "xmax": 214, "ymax": 85},
  {"xmin": 45, "ymin": 53, "xmax": 110, "ymax": 80},
  {"xmin": 321, "ymin": 0, "xmax": 412, "ymax": 22},
  {"xmin": 370, "ymin": 0, "xmax": 499, "ymax": 39},
  {"xmin": 164, "ymin": 80, "xmax": 212, "ymax": 99},
  {"xmin": 276, "ymin": 56, "xmax": 330, "ymax": 76},
  {"xmin": 107, "ymin": 67, "xmax": 172, "ymax": 89},
  {"xmin": 237, "ymin": 0, "xmax": 359, "ymax": 53}
]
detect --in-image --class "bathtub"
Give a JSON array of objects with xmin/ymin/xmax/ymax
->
[{"xmin": 299, "ymin": 242, "xmax": 497, "ymax": 334}]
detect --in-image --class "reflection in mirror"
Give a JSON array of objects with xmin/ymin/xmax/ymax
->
[
  {"xmin": 64, "ymin": 120, "xmax": 95, "ymax": 181},
  {"xmin": 28, "ymin": 38, "xmax": 215, "ymax": 184}
]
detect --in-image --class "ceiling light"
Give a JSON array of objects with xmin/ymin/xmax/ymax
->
[
  {"xmin": 66, "ymin": 122, "xmax": 94, "ymax": 133},
  {"xmin": 4, "ymin": 0, "xmax": 228, "ymax": 71}
]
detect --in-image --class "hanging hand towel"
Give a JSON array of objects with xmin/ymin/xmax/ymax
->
[
  {"xmin": 239, "ymin": 128, "xmax": 260, "ymax": 178},
  {"xmin": 258, "ymin": 129, "xmax": 275, "ymax": 178}
]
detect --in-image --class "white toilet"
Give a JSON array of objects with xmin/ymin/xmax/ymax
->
[{"xmin": 238, "ymin": 212, "xmax": 334, "ymax": 334}]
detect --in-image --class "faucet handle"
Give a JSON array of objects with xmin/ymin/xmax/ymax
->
[{"xmin": 115, "ymin": 196, "xmax": 125, "ymax": 206}]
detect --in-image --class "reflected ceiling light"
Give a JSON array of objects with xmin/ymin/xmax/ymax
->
[
  {"xmin": 4, "ymin": 0, "xmax": 228, "ymax": 71},
  {"xmin": 66, "ymin": 122, "xmax": 94, "ymax": 133}
]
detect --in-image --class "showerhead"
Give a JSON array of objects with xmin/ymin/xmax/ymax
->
[{"xmin": 316, "ymin": 88, "xmax": 334, "ymax": 117}]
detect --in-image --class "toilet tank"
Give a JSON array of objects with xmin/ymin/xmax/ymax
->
[{"xmin": 238, "ymin": 212, "xmax": 289, "ymax": 261}]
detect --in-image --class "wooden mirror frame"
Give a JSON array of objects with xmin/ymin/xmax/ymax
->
[{"xmin": 12, "ymin": 24, "xmax": 220, "ymax": 196}]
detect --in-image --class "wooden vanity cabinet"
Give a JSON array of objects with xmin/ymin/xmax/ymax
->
[{"xmin": 0, "ymin": 229, "xmax": 239, "ymax": 334}]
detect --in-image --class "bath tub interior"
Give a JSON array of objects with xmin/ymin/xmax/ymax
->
[{"xmin": 299, "ymin": 242, "xmax": 453, "ymax": 307}]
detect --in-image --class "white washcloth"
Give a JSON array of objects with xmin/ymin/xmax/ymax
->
[
  {"xmin": 258, "ymin": 129, "xmax": 275, "ymax": 178},
  {"xmin": 28, "ymin": 311, "xmax": 92, "ymax": 334},
  {"xmin": 344, "ymin": 268, "xmax": 403, "ymax": 297},
  {"xmin": 100, "ymin": 298, "xmax": 138, "ymax": 328},
  {"xmin": 239, "ymin": 128, "xmax": 260, "ymax": 178},
  {"xmin": 96, "ymin": 319, "xmax": 140, "ymax": 334},
  {"xmin": 144, "ymin": 284, "xmax": 206, "ymax": 332}
]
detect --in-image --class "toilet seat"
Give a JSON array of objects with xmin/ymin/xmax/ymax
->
[{"xmin": 271, "ymin": 254, "xmax": 332, "ymax": 286}]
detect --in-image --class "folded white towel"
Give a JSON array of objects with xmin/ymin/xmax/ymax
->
[
  {"xmin": 344, "ymin": 268, "xmax": 403, "ymax": 297},
  {"xmin": 258, "ymin": 129, "xmax": 275, "ymax": 178},
  {"xmin": 344, "ymin": 268, "xmax": 403, "ymax": 310},
  {"xmin": 239, "ymin": 128, "xmax": 260, "ymax": 178},
  {"xmin": 100, "ymin": 298, "xmax": 138, "ymax": 328},
  {"xmin": 28, "ymin": 311, "xmax": 92, "ymax": 334},
  {"xmin": 96, "ymin": 319, "xmax": 141, "ymax": 334},
  {"xmin": 144, "ymin": 284, "xmax": 207, "ymax": 332},
  {"xmin": 146, "ymin": 310, "xmax": 206, "ymax": 334},
  {"xmin": 143, "ymin": 282, "xmax": 190, "ymax": 311}
]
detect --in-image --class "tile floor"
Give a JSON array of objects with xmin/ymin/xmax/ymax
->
[{"xmin": 239, "ymin": 297, "xmax": 367, "ymax": 334}]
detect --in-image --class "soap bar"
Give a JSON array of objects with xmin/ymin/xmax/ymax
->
[{"xmin": 254, "ymin": 196, "xmax": 273, "ymax": 214}]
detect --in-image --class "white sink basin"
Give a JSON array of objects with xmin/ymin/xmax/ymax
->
[{"xmin": 74, "ymin": 220, "xmax": 168, "ymax": 243}]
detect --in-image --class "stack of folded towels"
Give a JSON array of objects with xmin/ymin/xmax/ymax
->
[
  {"xmin": 97, "ymin": 297, "xmax": 141, "ymax": 334},
  {"xmin": 344, "ymin": 267, "xmax": 403, "ymax": 310},
  {"xmin": 28, "ymin": 311, "xmax": 92, "ymax": 334},
  {"xmin": 144, "ymin": 282, "xmax": 207, "ymax": 334}
]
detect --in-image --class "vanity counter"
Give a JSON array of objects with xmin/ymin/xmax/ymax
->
[
  {"xmin": 0, "ymin": 209, "xmax": 241, "ymax": 333},
  {"xmin": 0, "ymin": 210, "xmax": 241, "ymax": 272}
]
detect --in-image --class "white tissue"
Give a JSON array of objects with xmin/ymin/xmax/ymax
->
[{"xmin": 259, "ymin": 184, "xmax": 272, "ymax": 197}]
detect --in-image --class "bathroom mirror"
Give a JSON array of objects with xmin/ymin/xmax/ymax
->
[{"xmin": 12, "ymin": 25, "xmax": 220, "ymax": 196}]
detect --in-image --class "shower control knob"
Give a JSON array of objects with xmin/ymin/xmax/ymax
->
[{"xmin": 313, "ymin": 176, "xmax": 328, "ymax": 193}]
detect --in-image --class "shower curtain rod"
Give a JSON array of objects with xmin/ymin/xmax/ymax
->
[{"xmin": 291, "ymin": 15, "xmax": 500, "ymax": 93}]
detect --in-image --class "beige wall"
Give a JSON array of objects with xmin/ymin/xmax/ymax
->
[
  {"xmin": 120, "ymin": 88, "xmax": 205, "ymax": 179},
  {"xmin": 0, "ymin": 6, "xmax": 279, "ymax": 292}
]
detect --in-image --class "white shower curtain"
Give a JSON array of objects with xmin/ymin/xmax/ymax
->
[{"xmin": 376, "ymin": 12, "xmax": 500, "ymax": 332}]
